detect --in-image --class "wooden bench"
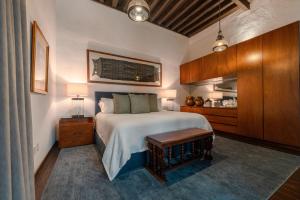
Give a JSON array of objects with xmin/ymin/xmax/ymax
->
[{"xmin": 146, "ymin": 128, "xmax": 214, "ymax": 181}]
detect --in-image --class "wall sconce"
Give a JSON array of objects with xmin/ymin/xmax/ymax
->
[
  {"xmin": 160, "ymin": 89, "xmax": 177, "ymax": 111},
  {"xmin": 66, "ymin": 83, "xmax": 88, "ymax": 118}
]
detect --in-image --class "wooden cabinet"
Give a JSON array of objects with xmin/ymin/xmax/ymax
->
[
  {"xmin": 217, "ymin": 45, "xmax": 237, "ymax": 76},
  {"xmin": 189, "ymin": 58, "xmax": 202, "ymax": 83},
  {"xmin": 180, "ymin": 46, "xmax": 236, "ymax": 84},
  {"xmin": 180, "ymin": 58, "xmax": 202, "ymax": 84},
  {"xmin": 180, "ymin": 63, "xmax": 190, "ymax": 84},
  {"xmin": 237, "ymin": 36, "xmax": 263, "ymax": 139},
  {"xmin": 59, "ymin": 117, "xmax": 94, "ymax": 148},
  {"xmin": 263, "ymin": 22, "xmax": 300, "ymax": 147},
  {"xmin": 201, "ymin": 53, "xmax": 218, "ymax": 80},
  {"xmin": 181, "ymin": 106, "xmax": 238, "ymax": 134},
  {"xmin": 180, "ymin": 21, "xmax": 300, "ymax": 149}
]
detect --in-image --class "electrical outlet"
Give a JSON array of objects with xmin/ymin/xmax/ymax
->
[{"xmin": 33, "ymin": 144, "xmax": 39, "ymax": 155}]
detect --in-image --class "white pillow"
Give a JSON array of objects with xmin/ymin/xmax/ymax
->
[{"xmin": 98, "ymin": 98, "xmax": 114, "ymax": 113}]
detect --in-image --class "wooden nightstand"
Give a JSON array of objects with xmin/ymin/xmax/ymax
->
[{"xmin": 58, "ymin": 117, "xmax": 94, "ymax": 148}]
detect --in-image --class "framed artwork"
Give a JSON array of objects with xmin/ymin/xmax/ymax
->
[
  {"xmin": 87, "ymin": 49, "xmax": 162, "ymax": 87},
  {"xmin": 31, "ymin": 21, "xmax": 49, "ymax": 94}
]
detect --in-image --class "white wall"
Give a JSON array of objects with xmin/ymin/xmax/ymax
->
[
  {"xmin": 27, "ymin": 0, "xmax": 56, "ymax": 172},
  {"xmin": 55, "ymin": 0, "xmax": 189, "ymax": 117},
  {"xmin": 186, "ymin": 0, "xmax": 300, "ymax": 62}
]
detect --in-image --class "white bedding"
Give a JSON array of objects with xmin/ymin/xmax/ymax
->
[{"xmin": 95, "ymin": 111, "xmax": 212, "ymax": 181}]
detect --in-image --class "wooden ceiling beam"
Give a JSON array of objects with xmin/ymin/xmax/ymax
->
[
  {"xmin": 231, "ymin": 0, "xmax": 250, "ymax": 9},
  {"xmin": 112, "ymin": 0, "xmax": 119, "ymax": 8},
  {"xmin": 155, "ymin": 0, "xmax": 186, "ymax": 25},
  {"xmin": 186, "ymin": 4, "xmax": 238, "ymax": 37},
  {"xmin": 164, "ymin": 0, "xmax": 199, "ymax": 28},
  {"xmin": 149, "ymin": 0, "xmax": 159, "ymax": 11},
  {"xmin": 104, "ymin": 0, "xmax": 113, "ymax": 6},
  {"xmin": 182, "ymin": 1, "xmax": 234, "ymax": 35},
  {"xmin": 150, "ymin": 0, "xmax": 172, "ymax": 22},
  {"xmin": 116, "ymin": 0, "xmax": 129, "ymax": 12},
  {"xmin": 173, "ymin": 0, "xmax": 219, "ymax": 32}
]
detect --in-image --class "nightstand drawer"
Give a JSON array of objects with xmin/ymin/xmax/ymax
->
[{"xmin": 59, "ymin": 117, "xmax": 94, "ymax": 148}]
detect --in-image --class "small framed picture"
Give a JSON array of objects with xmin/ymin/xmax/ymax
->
[{"xmin": 31, "ymin": 21, "xmax": 49, "ymax": 94}]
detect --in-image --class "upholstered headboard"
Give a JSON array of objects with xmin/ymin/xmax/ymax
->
[{"xmin": 95, "ymin": 91, "xmax": 155, "ymax": 114}]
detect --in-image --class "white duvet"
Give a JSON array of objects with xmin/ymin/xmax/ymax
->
[{"xmin": 95, "ymin": 111, "xmax": 212, "ymax": 181}]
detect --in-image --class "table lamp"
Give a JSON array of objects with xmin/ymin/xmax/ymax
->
[
  {"xmin": 208, "ymin": 92, "xmax": 223, "ymax": 107},
  {"xmin": 66, "ymin": 83, "xmax": 88, "ymax": 118},
  {"xmin": 160, "ymin": 89, "xmax": 177, "ymax": 111}
]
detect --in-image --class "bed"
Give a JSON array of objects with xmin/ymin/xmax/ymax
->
[{"xmin": 94, "ymin": 92, "xmax": 212, "ymax": 181}]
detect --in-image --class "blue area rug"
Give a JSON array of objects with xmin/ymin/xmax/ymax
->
[{"xmin": 42, "ymin": 136, "xmax": 300, "ymax": 200}]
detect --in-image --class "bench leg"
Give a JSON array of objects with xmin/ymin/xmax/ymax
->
[
  {"xmin": 168, "ymin": 147, "xmax": 171, "ymax": 167},
  {"xmin": 204, "ymin": 136, "xmax": 213, "ymax": 160},
  {"xmin": 159, "ymin": 148, "xmax": 166, "ymax": 180}
]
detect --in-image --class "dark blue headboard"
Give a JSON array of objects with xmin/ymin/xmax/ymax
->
[{"xmin": 95, "ymin": 91, "xmax": 155, "ymax": 114}]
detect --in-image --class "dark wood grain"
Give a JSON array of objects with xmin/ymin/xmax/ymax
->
[
  {"xmin": 180, "ymin": 106, "xmax": 238, "ymax": 134},
  {"xmin": 35, "ymin": 143, "xmax": 60, "ymax": 200},
  {"xmin": 147, "ymin": 128, "xmax": 213, "ymax": 148},
  {"xmin": 237, "ymin": 36, "xmax": 263, "ymax": 139},
  {"xmin": 217, "ymin": 45, "xmax": 237, "ymax": 76},
  {"xmin": 269, "ymin": 168, "xmax": 300, "ymax": 200},
  {"xmin": 180, "ymin": 63, "xmax": 190, "ymax": 84},
  {"xmin": 231, "ymin": 0, "xmax": 250, "ymax": 9},
  {"xmin": 263, "ymin": 21, "xmax": 300, "ymax": 147},
  {"xmin": 201, "ymin": 53, "xmax": 219, "ymax": 80},
  {"xmin": 59, "ymin": 117, "xmax": 94, "ymax": 148},
  {"xmin": 146, "ymin": 128, "xmax": 213, "ymax": 181},
  {"xmin": 189, "ymin": 58, "xmax": 202, "ymax": 83},
  {"xmin": 91, "ymin": 0, "xmax": 249, "ymax": 37},
  {"xmin": 181, "ymin": 106, "xmax": 237, "ymax": 117}
]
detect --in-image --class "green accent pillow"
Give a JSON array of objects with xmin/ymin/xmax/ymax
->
[
  {"xmin": 149, "ymin": 94, "xmax": 159, "ymax": 112},
  {"xmin": 129, "ymin": 94, "xmax": 150, "ymax": 114},
  {"xmin": 113, "ymin": 94, "xmax": 131, "ymax": 114}
]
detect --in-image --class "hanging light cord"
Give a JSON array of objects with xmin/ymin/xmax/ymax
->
[{"xmin": 218, "ymin": 0, "xmax": 221, "ymax": 33}]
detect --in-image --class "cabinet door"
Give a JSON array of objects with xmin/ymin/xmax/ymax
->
[
  {"xmin": 201, "ymin": 53, "xmax": 218, "ymax": 80},
  {"xmin": 180, "ymin": 63, "xmax": 190, "ymax": 84},
  {"xmin": 263, "ymin": 22, "xmax": 300, "ymax": 147},
  {"xmin": 189, "ymin": 58, "xmax": 202, "ymax": 83},
  {"xmin": 237, "ymin": 36, "xmax": 263, "ymax": 139},
  {"xmin": 217, "ymin": 45, "xmax": 237, "ymax": 76}
]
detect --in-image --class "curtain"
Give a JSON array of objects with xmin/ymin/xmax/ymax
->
[{"xmin": 0, "ymin": 0, "xmax": 35, "ymax": 199}]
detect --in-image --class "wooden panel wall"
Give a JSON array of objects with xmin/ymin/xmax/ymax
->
[
  {"xmin": 263, "ymin": 22, "xmax": 300, "ymax": 147},
  {"xmin": 237, "ymin": 36, "xmax": 263, "ymax": 139}
]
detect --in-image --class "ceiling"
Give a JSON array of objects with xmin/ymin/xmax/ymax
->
[{"xmin": 92, "ymin": 0, "xmax": 250, "ymax": 37}]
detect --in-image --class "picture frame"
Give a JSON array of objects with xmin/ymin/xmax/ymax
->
[
  {"xmin": 30, "ymin": 21, "xmax": 49, "ymax": 94},
  {"xmin": 87, "ymin": 49, "xmax": 162, "ymax": 87}
]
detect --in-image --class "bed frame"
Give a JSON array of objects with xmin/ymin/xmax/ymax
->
[
  {"xmin": 94, "ymin": 91, "xmax": 206, "ymax": 178},
  {"xmin": 94, "ymin": 91, "xmax": 153, "ymax": 176}
]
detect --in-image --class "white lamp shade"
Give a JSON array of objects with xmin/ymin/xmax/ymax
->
[
  {"xmin": 208, "ymin": 92, "xmax": 223, "ymax": 99},
  {"xmin": 160, "ymin": 89, "xmax": 177, "ymax": 99},
  {"xmin": 66, "ymin": 83, "xmax": 88, "ymax": 97}
]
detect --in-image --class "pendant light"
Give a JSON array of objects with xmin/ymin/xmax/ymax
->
[
  {"xmin": 212, "ymin": 0, "xmax": 229, "ymax": 52},
  {"xmin": 127, "ymin": 0, "xmax": 150, "ymax": 22}
]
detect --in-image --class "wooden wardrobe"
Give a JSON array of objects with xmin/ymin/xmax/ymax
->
[
  {"xmin": 180, "ymin": 21, "xmax": 300, "ymax": 149},
  {"xmin": 262, "ymin": 22, "xmax": 300, "ymax": 147}
]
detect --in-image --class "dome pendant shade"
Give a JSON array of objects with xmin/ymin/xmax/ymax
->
[
  {"xmin": 212, "ymin": 30, "xmax": 229, "ymax": 52},
  {"xmin": 212, "ymin": 0, "xmax": 228, "ymax": 52},
  {"xmin": 127, "ymin": 0, "xmax": 150, "ymax": 22}
]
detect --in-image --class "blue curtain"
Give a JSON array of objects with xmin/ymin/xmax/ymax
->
[{"xmin": 0, "ymin": 0, "xmax": 35, "ymax": 199}]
